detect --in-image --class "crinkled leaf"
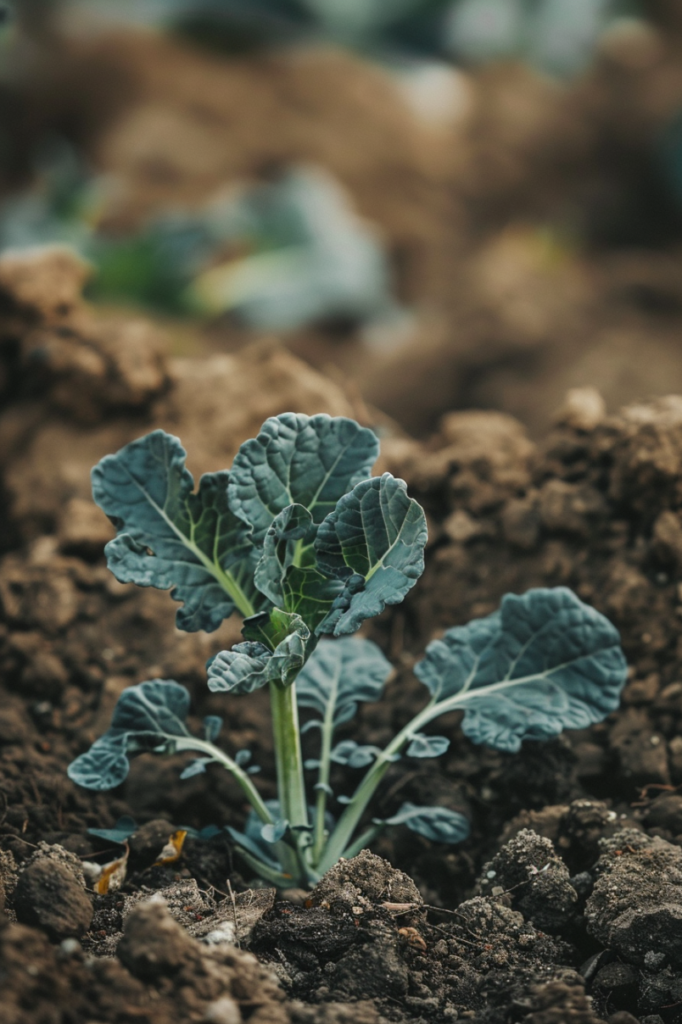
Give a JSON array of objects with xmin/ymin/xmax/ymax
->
[
  {"xmin": 108, "ymin": 679, "xmax": 192, "ymax": 737},
  {"xmin": 88, "ymin": 815, "xmax": 138, "ymax": 844},
  {"xmin": 208, "ymin": 614, "xmax": 311, "ymax": 694},
  {"xmin": 68, "ymin": 680, "xmax": 192, "ymax": 791},
  {"xmin": 315, "ymin": 473, "xmax": 427, "ymax": 635},
  {"xmin": 228, "ymin": 413, "xmax": 379, "ymax": 545},
  {"xmin": 281, "ymin": 565, "xmax": 345, "ymax": 635},
  {"xmin": 414, "ymin": 587, "xmax": 627, "ymax": 753},
  {"xmin": 69, "ymin": 734, "xmax": 130, "ymax": 791},
  {"xmin": 203, "ymin": 716, "xmax": 223, "ymax": 742},
  {"xmin": 296, "ymin": 636, "xmax": 392, "ymax": 728},
  {"xmin": 207, "ymin": 641, "xmax": 272, "ymax": 695},
  {"xmin": 92, "ymin": 430, "xmax": 257, "ymax": 632},
  {"xmin": 378, "ymin": 802, "xmax": 470, "ymax": 844},
  {"xmin": 406, "ymin": 734, "xmax": 450, "ymax": 759},
  {"xmin": 315, "ymin": 572, "xmax": 365, "ymax": 636},
  {"xmin": 267, "ymin": 618, "xmax": 311, "ymax": 684},
  {"xmin": 242, "ymin": 608, "xmax": 304, "ymax": 650},
  {"xmin": 254, "ymin": 503, "xmax": 316, "ymax": 605}
]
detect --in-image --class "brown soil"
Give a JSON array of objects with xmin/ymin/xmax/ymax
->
[
  {"xmin": 3, "ymin": 249, "xmax": 682, "ymax": 1022},
  {"xmin": 9, "ymin": 22, "xmax": 682, "ymax": 437}
]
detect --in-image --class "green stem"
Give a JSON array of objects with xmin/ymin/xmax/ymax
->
[
  {"xmin": 174, "ymin": 737, "xmax": 273, "ymax": 824},
  {"xmin": 270, "ymin": 682, "xmax": 309, "ymax": 830},
  {"xmin": 320, "ymin": 669, "xmax": 557, "ymax": 873},
  {"xmin": 177, "ymin": 736, "xmax": 304, "ymax": 881},
  {"xmin": 213, "ymin": 564, "xmax": 255, "ymax": 619},
  {"xmin": 317, "ymin": 698, "xmax": 438, "ymax": 874},
  {"xmin": 312, "ymin": 694, "xmax": 336, "ymax": 866}
]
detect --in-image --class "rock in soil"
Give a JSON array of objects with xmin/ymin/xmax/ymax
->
[
  {"xmin": 12, "ymin": 844, "xmax": 93, "ymax": 941},
  {"xmin": 117, "ymin": 896, "xmax": 203, "ymax": 979},
  {"xmin": 477, "ymin": 828, "xmax": 578, "ymax": 933},
  {"xmin": 586, "ymin": 829, "xmax": 682, "ymax": 967}
]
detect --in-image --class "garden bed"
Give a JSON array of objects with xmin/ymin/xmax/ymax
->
[{"xmin": 2, "ymin": 250, "xmax": 682, "ymax": 1023}]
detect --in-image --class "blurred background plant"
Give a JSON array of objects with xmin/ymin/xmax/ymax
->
[
  {"xmin": 59, "ymin": 0, "xmax": 641, "ymax": 77},
  {"xmin": 5, "ymin": 0, "xmax": 682, "ymax": 434}
]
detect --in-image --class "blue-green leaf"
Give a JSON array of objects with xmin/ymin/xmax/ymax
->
[
  {"xmin": 203, "ymin": 716, "xmax": 223, "ymax": 742},
  {"xmin": 225, "ymin": 799, "xmax": 286, "ymax": 873},
  {"xmin": 228, "ymin": 413, "xmax": 379, "ymax": 546},
  {"xmin": 68, "ymin": 680, "xmax": 192, "ymax": 791},
  {"xmin": 92, "ymin": 430, "xmax": 257, "ymax": 632},
  {"xmin": 378, "ymin": 802, "xmax": 470, "ymax": 844},
  {"xmin": 296, "ymin": 636, "xmax": 392, "ymax": 728},
  {"xmin": 88, "ymin": 815, "xmax": 138, "ymax": 844},
  {"xmin": 330, "ymin": 739, "xmax": 382, "ymax": 768},
  {"xmin": 195, "ymin": 825, "xmax": 223, "ymax": 841},
  {"xmin": 225, "ymin": 830, "xmax": 281, "ymax": 872},
  {"xmin": 281, "ymin": 566, "xmax": 346, "ymax": 635},
  {"xmin": 180, "ymin": 757, "xmax": 212, "ymax": 779},
  {"xmin": 414, "ymin": 587, "xmax": 628, "ymax": 754},
  {"xmin": 261, "ymin": 820, "xmax": 289, "ymax": 844},
  {"xmin": 208, "ymin": 614, "xmax": 311, "ymax": 694},
  {"xmin": 207, "ymin": 641, "xmax": 272, "ymax": 695},
  {"xmin": 406, "ymin": 734, "xmax": 450, "ymax": 758},
  {"xmin": 254, "ymin": 503, "xmax": 315, "ymax": 605},
  {"xmin": 315, "ymin": 473, "xmax": 427, "ymax": 635},
  {"xmin": 242, "ymin": 608, "xmax": 306, "ymax": 650}
]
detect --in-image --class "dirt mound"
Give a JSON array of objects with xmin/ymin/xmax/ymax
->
[{"xmin": 0, "ymin": 246, "xmax": 357, "ymax": 544}]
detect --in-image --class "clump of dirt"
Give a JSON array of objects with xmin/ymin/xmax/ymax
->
[{"xmin": 2, "ymin": 887, "xmax": 290, "ymax": 1024}]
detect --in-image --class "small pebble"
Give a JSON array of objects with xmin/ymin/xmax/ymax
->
[{"xmin": 202, "ymin": 996, "xmax": 242, "ymax": 1024}]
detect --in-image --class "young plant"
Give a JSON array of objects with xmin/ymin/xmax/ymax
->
[{"xmin": 68, "ymin": 413, "xmax": 627, "ymax": 887}]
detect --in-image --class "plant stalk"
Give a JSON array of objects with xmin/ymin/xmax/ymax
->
[
  {"xmin": 319, "ymin": 669, "xmax": 561, "ymax": 872},
  {"xmin": 317, "ymin": 698, "xmax": 438, "ymax": 873},
  {"xmin": 269, "ymin": 681, "xmax": 309, "ymax": 830},
  {"xmin": 174, "ymin": 737, "xmax": 272, "ymax": 823},
  {"xmin": 312, "ymin": 686, "xmax": 336, "ymax": 866}
]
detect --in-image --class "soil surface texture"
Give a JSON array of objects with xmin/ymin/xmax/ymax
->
[{"xmin": 5, "ymin": 255, "xmax": 682, "ymax": 1023}]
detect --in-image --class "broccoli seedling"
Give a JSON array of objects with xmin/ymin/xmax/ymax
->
[{"xmin": 68, "ymin": 413, "xmax": 627, "ymax": 887}]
